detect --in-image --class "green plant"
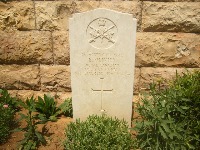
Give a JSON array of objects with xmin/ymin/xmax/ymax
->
[
  {"xmin": 35, "ymin": 94, "xmax": 60, "ymax": 122},
  {"xmin": 59, "ymin": 98, "xmax": 73, "ymax": 117},
  {"xmin": 16, "ymin": 97, "xmax": 47, "ymax": 150},
  {"xmin": 64, "ymin": 115, "xmax": 133, "ymax": 150},
  {"xmin": 170, "ymin": 70, "xmax": 200, "ymax": 148},
  {"xmin": 133, "ymin": 70, "xmax": 200, "ymax": 150},
  {"xmin": 0, "ymin": 103, "xmax": 15, "ymax": 144},
  {"xmin": 0, "ymin": 89, "xmax": 22, "ymax": 111},
  {"xmin": 0, "ymin": 89, "xmax": 20, "ymax": 144}
]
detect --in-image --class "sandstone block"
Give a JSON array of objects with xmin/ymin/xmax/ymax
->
[
  {"xmin": 75, "ymin": 1, "xmax": 140, "ymax": 15},
  {"xmin": 0, "ymin": 65, "xmax": 40, "ymax": 90},
  {"xmin": 35, "ymin": 1, "xmax": 141, "ymax": 31},
  {"xmin": 0, "ymin": 31, "xmax": 53, "ymax": 64},
  {"xmin": 16, "ymin": 90, "xmax": 57, "ymax": 101},
  {"xmin": 55, "ymin": 92, "xmax": 72, "ymax": 105},
  {"xmin": 99, "ymin": 1, "xmax": 140, "ymax": 18},
  {"xmin": 52, "ymin": 31, "xmax": 70, "ymax": 65},
  {"xmin": 132, "ymin": 94, "xmax": 140, "ymax": 117},
  {"xmin": 16, "ymin": 90, "xmax": 38, "ymax": 101},
  {"xmin": 142, "ymin": 2, "xmax": 200, "ymax": 32},
  {"xmin": 132, "ymin": 94, "xmax": 142, "ymax": 118},
  {"xmin": 140, "ymin": 67, "xmax": 200, "ymax": 92},
  {"xmin": 40, "ymin": 65, "xmax": 71, "ymax": 92},
  {"xmin": 0, "ymin": 1, "xmax": 35, "ymax": 31},
  {"xmin": 7, "ymin": 90, "xmax": 18, "ymax": 98},
  {"xmin": 16, "ymin": 90, "xmax": 70, "ymax": 104},
  {"xmin": 134, "ymin": 68, "xmax": 140, "ymax": 94},
  {"xmin": 35, "ymin": 1, "xmax": 75, "ymax": 31},
  {"xmin": 133, "ymin": 94, "xmax": 141, "ymax": 103},
  {"xmin": 0, "ymin": 45, "xmax": 4, "ymax": 64},
  {"xmin": 77, "ymin": 1, "xmax": 141, "ymax": 30},
  {"xmin": 136, "ymin": 32, "xmax": 200, "ymax": 67}
]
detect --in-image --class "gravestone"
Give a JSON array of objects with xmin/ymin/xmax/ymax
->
[{"xmin": 69, "ymin": 8, "xmax": 137, "ymax": 126}]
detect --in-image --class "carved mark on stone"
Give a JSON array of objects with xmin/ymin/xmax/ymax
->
[
  {"xmin": 87, "ymin": 18, "xmax": 118, "ymax": 49},
  {"xmin": 91, "ymin": 78, "xmax": 113, "ymax": 113}
]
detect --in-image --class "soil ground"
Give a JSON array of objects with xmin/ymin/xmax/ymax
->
[
  {"xmin": 0, "ymin": 109, "xmax": 137, "ymax": 150},
  {"xmin": 0, "ymin": 110, "xmax": 73, "ymax": 150}
]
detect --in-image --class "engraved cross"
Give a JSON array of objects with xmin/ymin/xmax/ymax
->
[{"xmin": 91, "ymin": 78, "xmax": 113, "ymax": 113}]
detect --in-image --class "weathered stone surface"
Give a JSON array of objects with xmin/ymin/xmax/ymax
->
[
  {"xmin": 7, "ymin": 90, "xmax": 18, "ymax": 98},
  {"xmin": 16, "ymin": 90, "xmax": 57, "ymax": 101},
  {"xmin": 35, "ymin": 1, "xmax": 141, "ymax": 31},
  {"xmin": 133, "ymin": 94, "xmax": 141, "ymax": 103},
  {"xmin": 70, "ymin": 9, "xmax": 137, "ymax": 126},
  {"xmin": 134, "ymin": 68, "xmax": 140, "ymax": 94},
  {"xmin": 0, "ymin": 43, "xmax": 4, "ymax": 64},
  {"xmin": 132, "ymin": 94, "xmax": 141, "ymax": 118},
  {"xmin": 0, "ymin": 65, "xmax": 40, "ymax": 90},
  {"xmin": 100, "ymin": 1, "xmax": 140, "ymax": 17},
  {"xmin": 35, "ymin": 1, "xmax": 76, "ymax": 31},
  {"xmin": 69, "ymin": 0, "xmax": 99, "ymax": 13},
  {"xmin": 55, "ymin": 92, "xmax": 72, "ymax": 105},
  {"xmin": 40, "ymin": 65, "xmax": 71, "ymax": 92},
  {"xmin": 0, "ymin": 1, "xmax": 35, "ymax": 31},
  {"xmin": 136, "ymin": 32, "xmax": 200, "ymax": 67},
  {"xmin": 52, "ymin": 31, "xmax": 70, "ymax": 65},
  {"xmin": 17, "ymin": 90, "xmax": 40, "ymax": 101},
  {"xmin": 76, "ymin": 1, "xmax": 140, "ymax": 16},
  {"xmin": 77, "ymin": 1, "xmax": 141, "ymax": 30},
  {"xmin": 140, "ymin": 67, "xmax": 200, "ymax": 92},
  {"xmin": 0, "ymin": 31, "xmax": 53, "ymax": 64},
  {"xmin": 16, "ymin": 90, "xmax": 70, "ymax": 104},
  {"xmin": 56, "ymin": 92, "xmax": 71, "ymax": 100},
  {"xmin": 142, "ymin": 2, "xmax": 200, "ymax": 32}
]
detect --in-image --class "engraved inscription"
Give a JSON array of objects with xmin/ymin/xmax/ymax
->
[
  {"xmin": 87, "ymin": 18, "xmax": 117, "ymax": 49},
  {"xmin": 75, "ymin": 52, "xmax": 131, "ymax": 76},
  {"xmin": 92, "ymin": 78, "xmax": 113, "ymax": 113}
]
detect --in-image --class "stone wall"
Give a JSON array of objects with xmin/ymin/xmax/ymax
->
[{"xmin": 0, "ymin": 0, "xmax": 199, "ymax": 102}]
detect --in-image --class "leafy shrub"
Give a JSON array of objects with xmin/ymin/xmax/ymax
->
[
  {"xmin": 0, "ymin": 89, "xmax": 20, "ymax": 144},
  {"xmin": 35, "ymin": 94, "xmax": 60, "ymax": 122},
  {"xmin": 0, "ymin": 103, "xmax": 15, "ymax": 144},
  {"xmin": 170, "ymin": 70, "xmax": 200, "ymax": 148},
  {"xmin": 133, "ymin": 70, "xmax": 200, "ymax": 149},
  {"xmin": 16, "ymin": 97, "xmax": 47, "ymax": 150},
  {"xmin": 0, "ymin": 89, "xmax": 22, "ymax": 111},
  {"xmin": 59, "ymin": 98, "xmax": 73, "ymax": 117},
  {"xmin": 64, "ymin": 115, "xmax": 133, "ymax": 150}
]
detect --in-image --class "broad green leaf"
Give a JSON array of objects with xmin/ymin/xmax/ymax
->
[
  {"xmin": 35, "ymin": 131, "xmax": 46, "ymax": 144},
  {"xmin": 161, "ymin": 122, "xmax": 171, "ymax": 133},
  {"xmin": 187, "ymin": 143, "xmax": 195, "ymax": 149},
  {"xmin": 159, "ymin": 126, "xmax": 167, "ymax": 139}
]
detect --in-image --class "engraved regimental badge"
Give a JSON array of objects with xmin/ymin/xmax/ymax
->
[{"xmin": 87, "ymin": 18, "xmax": 118, "ymax": 49}]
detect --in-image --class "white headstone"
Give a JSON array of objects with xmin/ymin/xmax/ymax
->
[{"xmin": 69, "ymin": 8, "xmax": 137, "ymax": 126}]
